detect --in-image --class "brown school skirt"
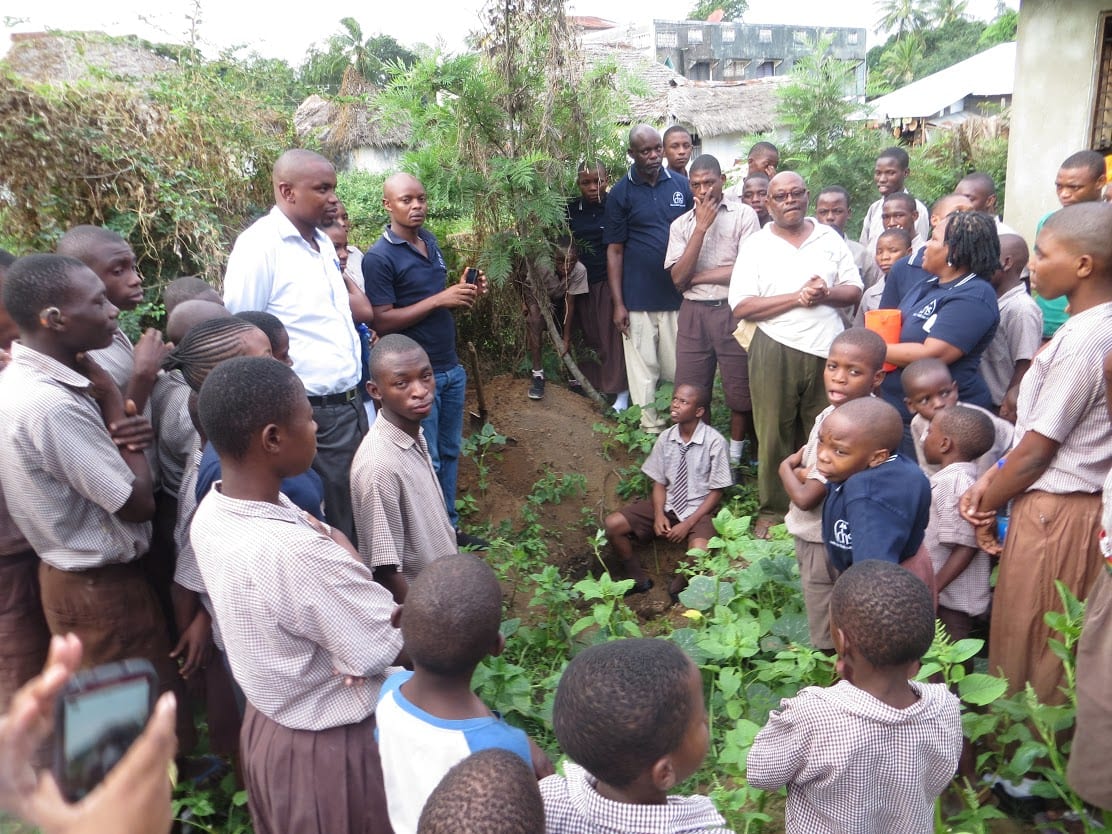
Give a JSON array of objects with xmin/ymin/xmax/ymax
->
[
  {"xmin": 241, "ymin": 703, "xmax": 394, "ymax": 834},
  {"xmin": 1067, "ymin": 569, "xmax": 1112, "ymax": 810},
  {"xmin": 0, "ymin": 551, "xmax": 51, "ymax": 714},
  {"xmin": 988, "ymin": 491, "xmax": 1104, "ymax": 704}
]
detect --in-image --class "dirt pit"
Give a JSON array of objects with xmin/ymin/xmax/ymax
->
[{"xmin": 460, "ymin": 373, "xmax": 688, "ymax": 618}]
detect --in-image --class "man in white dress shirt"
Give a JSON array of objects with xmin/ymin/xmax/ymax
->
[{"xmin": 224, "ymin": 149, "xmax": 365, "ymax": 539}]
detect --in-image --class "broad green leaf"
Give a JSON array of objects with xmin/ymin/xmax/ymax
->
[{"xmin": 957, "ymin": 673, "xmax": 1009, "ymax": 706}]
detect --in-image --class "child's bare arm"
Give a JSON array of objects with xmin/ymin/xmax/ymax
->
[
  {"xmin": 652, "ymin": 481, "xmax": 671, "ymax": 537},
  {"xmin": 125, "ymin": 328, "xmax": 169, "ymax": 413},
  {"xmin": 935, "ymin": 544, "xmax": 978, "ymax": 592},
  {"xmin": 779, "ymin": 449, "xmax": 825, "ymax": 511},
  {"xmin": 665, "ymin": 488, "xmax": 722, "ymax": 544},
  {"xmin": 527, "ymin": 737, "xmax": 555, "ymax": 779},
  {"xmin": 373, "ymin": 566, "xmax": 408, "ymax": 604},
  {"xmin": 344, "ymin": 274, "xmax": 374, "ymax": 325}
]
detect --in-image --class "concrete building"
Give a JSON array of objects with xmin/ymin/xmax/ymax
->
[
  {"xmin": 652, "ymin": 21, "xmax": 867, "ymax": 98},
  {"xmin": 1005, "ymin": 1, "xmax": 1112, "ymax": 240}
]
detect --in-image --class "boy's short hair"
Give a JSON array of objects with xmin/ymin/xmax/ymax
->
[
  {"xmin": 163, "ymin": 276, "xmax": 217, "ymax": 316},
  {"xmin": 369, "ymin": 333, "xmax": 428, "ymax": 383},
  {"xmin": 56, "ymin": 225, "xmax": 128, "ymax": 262},
  {"xmin": 688, "ymin": 154, "xmax": 721, "ymax": 177},
  {"xmin": 831, "ymin": 560, "xmax": 934, "ymax": 667},
  {"xmin": 960, "ymin": 171, "xmax": 996, "ymax": 195},
  {"xmin": 900, "ymin": 357, "xmax": 951, "ymax": 396},
  {"xmin": 166, "ymin": 317, "xmax": 266, "ymax": 392},
  {"xmin": 400, "ymin": 553, "xmax": 503, "ymax": 676},
  {"xmin": 198, "ymin": 355, "xmax": 299, "ymax": 461},
  {"xmin": 877, "ymin": 228, "xmax": 913, "ymax": 250},
  {"xmin": 882, "ymin": 192, "xmax": 917, "ymax": 214},
  {"xmin": 676, "ymin": 382, "xmax": 710, "ymax": 410},
  {"xmin": 817, "ymin": 185, "xmax": 850, "ymax": 206},
  {"xmin": 935, "ymin": 405, "xmax": 995, "ymax": 460},
  {"xmin": 663, "ymin": 125, "xmax": 692, "ymax": 141},
  {"xmin": 1, "ymin": 254, "xmax": 87, "ymax": 330},
  {"xmin": 552, "ymin": 639, "xmax": 696, "ymax": 788},
  {"xmin": 166, "ymin": 299, "xmax": 231, "ymax": 345},
  {"xmin": 577, "ymin": 160, "xmax": 606, "ymax": 176},
  {"xmin": 878, "ymin": 146, "xmax": 910, "ymax": 169},
  {"xmin": 749, "ymin": 140, "xmax": 778, "ymax": 158},
  {"xmin": 832, "ymin": 397, "xmax": 903, "ymax": 454},
  {"xmin": 1060, "ymin": 150, "xmax": 1107, "ymax": 179},
  {"xmin": 0, "ymin": 248, "xmax": 16, "ymax": 272},
  {"xmin": 417, "ymin": 748, "xmax": 544, "ymax": 834},
  {"xmin": 1042, "ymin": 202, "xmax": 1112, "ymax": 265},
  {"xmin": 829, "ymin": 327, "xmax": 887, "ymax": 373},
  {"xmin": 234, "ymin": 310, "xmax": 288, "ymax": 353}
]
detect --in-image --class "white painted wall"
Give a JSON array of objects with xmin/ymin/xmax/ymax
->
[
  {"xmin": 349, "ymin": 146, "xmax": 404, "ymax": 174},
  {"xmin": 1005, "ymin": 0, "xmax": 1109, "ymax": 241}
]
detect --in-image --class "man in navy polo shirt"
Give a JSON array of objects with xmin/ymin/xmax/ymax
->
[
  {"xmin": 605, "ymin": 124, "xmax": 692, "ymax": 433},
  {"xmin": 362, "ymin": 173, "xmax": 483, "ymax": 543}
]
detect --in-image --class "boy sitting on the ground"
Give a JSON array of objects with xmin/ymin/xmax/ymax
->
[
  {"xmin": 854, "ymin": 228, "xmax": 912, "ymax": 327},
  {"xmin": 351, "ymin": 334, "xmax": 458, "ymax": 602},
  {"xmin": 376, "ymin": 553, "xmax": 551, "ymax": 834},
  {"xmin": 901, "ymin": 358, "xmax": 1013, "ymax": 477},
  {"xmin": 747, "ymin": 560, "xmax": 962, "ymax": 834},
  {"xmin": 540, "ymin": 638, "xmax": 731, "ymax": 834},
  {"xmin": 418, "ymin": 748, "xmax": 545, "ymax": 834},
  {"xmin": 604, "ymin": 383, "xmax": 732, "ymax": 599},
  {"xmin": 921, "ymin": 405, "xmax": 997, "ymax": 641},
  {"xmin": 524, "ymin": 236, "xmax": 589, "ymax": 400},
  {"xmin": 780, "ymin": 327, "xmax": 887, "ymax": 651},
  {"xmin": 817, "ymin": 398, "xmax": 934, "ymax": 592}
]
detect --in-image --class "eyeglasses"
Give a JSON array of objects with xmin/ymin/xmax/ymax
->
[{"xmin": 769, "ymin": 188, "xmax": 808, "ymax": 203}]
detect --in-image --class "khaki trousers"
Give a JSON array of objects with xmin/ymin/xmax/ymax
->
[{"xmin": 623, "ymin": 310, "xmax": 678, "ymax": 432}]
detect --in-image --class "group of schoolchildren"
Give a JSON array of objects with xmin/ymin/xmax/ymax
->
[{"xmin": 0, "ymin": 133, "xmax": 1110, "ymax": 834}]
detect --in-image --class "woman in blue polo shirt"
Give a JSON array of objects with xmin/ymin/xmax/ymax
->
[{"xmin": 880, "ymin": 211, "xmax": 1001, "ymax": 422}]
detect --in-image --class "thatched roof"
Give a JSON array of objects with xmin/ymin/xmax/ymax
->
[
  {"xmin": 3, "ymin": 31, "xmax": 178, "ymax": 86},
  {"xmin": 293, "ymin": 68, "xmax": 410, "ymax": 154},
  {"xmin": 581, "ymin": 41, "xmax": 785, "ymax": 136}
]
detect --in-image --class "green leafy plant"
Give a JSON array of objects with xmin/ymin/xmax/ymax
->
[{"xmin": 461, "ymin": 422, "xmax": 507, "ymax": 494}]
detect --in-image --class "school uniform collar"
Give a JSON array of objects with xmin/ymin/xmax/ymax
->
[
  {"xmin": 572, "ymin": 194, "xmax": 606, "ymax": 212},
  {"xmin": 269, "ymin": 205, "xmax": 330, "ymax": 250},
  {"xmin": 209, "ymin": 483, "xmax": 311, "ymax": 527},
  {"xmin": 9, "ymin": 342, "xmax": 93, "ymax": 391},
  {"xmin": 666, "ymin": 421, "xmax": 708, "ymax": 447},
  {"xmin": 375, "ymin": 416, "xmax": 426, "ymax": 451},
  {"xmin": 925, "ymin": 272, "xmax": 978, "ymax": 289}
]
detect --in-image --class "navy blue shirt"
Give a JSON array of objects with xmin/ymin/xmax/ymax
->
[
  {"xmin": 880, "ymin": 273, "xmax": 999, "ymax": 415},
  {"xmin": 879, "ymin": 247, "xmax": 931, "ymax": 309},
  {"xmin": 822, "ymin": 455, "xmax": 931, "ymax": 574},
  {"xmin": 362, "ymin": 226, "xmax": 459, "ymax": 372},
  {"xmin": 566, "ymin": 196, "xmax": 608, "ymax": 285},
  {"xmin": 196, "ymin": 442, "xmax": 326, "ymax": 520},
  {"xmin": 603, "ymin": 167, "xmax": 691, "ymax": 311}
]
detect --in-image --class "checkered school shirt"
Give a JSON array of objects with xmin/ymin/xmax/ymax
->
[
  {"xmin": 0, "ymin": 343, "xmax": 151, "ymax": 569},
  {"xmin": 747, "ymin": 680, "xmax": 961, "ymax": 834},
  {"xmin": 190, "ymin": 485, "xmax": 402, "ymax": 731},
  {"xmin": 540, "ymin": 762, "xmax": 733, "ymax": 834},
  {"xmin": 351, "ymin": 417, "xmax": 456, "ymax": 582},
  {"xmin": 150, "ymin": 370, "xmax": 196, "ymax": 496},
  {"xmin": 926, "ymin": 462, "xmax": 992, "ymax": 617}
]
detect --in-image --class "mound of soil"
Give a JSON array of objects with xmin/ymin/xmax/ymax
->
[{"xmin": 460, "ymin": 374, "xmax": 687, "ymax": 616}]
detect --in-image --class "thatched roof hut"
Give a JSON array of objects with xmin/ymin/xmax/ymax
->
[{"xmin": 3, "ymin": 31, "xmax": 179, "ymax": 86}]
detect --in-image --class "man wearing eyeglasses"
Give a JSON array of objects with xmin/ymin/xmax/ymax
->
[{"xmin": 727, "ymin": 172, "xmax": 863, "ymax": 538}]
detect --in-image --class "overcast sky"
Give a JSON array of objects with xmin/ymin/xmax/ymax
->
[{"xmin": 2, "ymin": 0, "xmax": 1018, "ymax": 64}]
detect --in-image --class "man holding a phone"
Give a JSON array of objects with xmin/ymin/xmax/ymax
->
[{"xmin": 362, "ymin": 173, "xmax": 486, "ymax": 546}]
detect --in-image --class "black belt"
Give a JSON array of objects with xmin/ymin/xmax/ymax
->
[
  {"xmin": 307, "ymin": 387, "xmax": 360, "ymax": 407},
  {"xmin": 687, "ymin": 298, "xmax": 728, "ymax": 308}
]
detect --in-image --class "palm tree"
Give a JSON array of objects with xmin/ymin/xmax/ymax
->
[
  {"xmin": 880, "ymin": 34, "xmax": 922, "ymax": 87},
  {"xmin": 874, "ymin": 0, "xmax": 929, "ymax": 39},
  {"xmin": 928, "ymin": 0, "xmax": 969, "ymax": 27}
]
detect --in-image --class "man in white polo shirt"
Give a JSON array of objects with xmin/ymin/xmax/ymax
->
[
  {"xmin": 224, "ymin": 149, "xmax": 365, "ymax": 539},
  {"xmin": 729, "ymin": 171, "xmax": 863, "ymax": 537}
]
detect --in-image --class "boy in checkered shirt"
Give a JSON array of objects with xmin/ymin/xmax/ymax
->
[
  {"xmin": 921, "ymin": 406, "xmax": 997, "ymax": 641},
  {"xmin": 747, "ymin": 560, "xmax": 962, "ymax": 833},
  {"xmin": 540, "ymin": 638, "xmax": 731, "ymax": 834}
]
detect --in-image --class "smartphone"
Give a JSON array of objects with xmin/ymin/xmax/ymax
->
[
  {"xmin": 464, "ymin": 267, "xmax": 479, "ymax": 285},
  {"xmin": 53, "ymin": 659, "xmax": 158, "ymax": 802}
]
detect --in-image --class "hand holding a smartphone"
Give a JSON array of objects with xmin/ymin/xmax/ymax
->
[
  {"xmin": 438, "ymin": 266, "xmax": 486, "ymax": 310},
  {"xmin": 0, "ymin": 634, "xmax": 178, "ymax": 834}
]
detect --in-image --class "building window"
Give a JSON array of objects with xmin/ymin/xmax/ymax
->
[
  {"xmin": 1092, "ymin": 14, "xmax": 1112, "ymax": 152},
  {"xmin": 793, "ymin": 30, "xmax": 808, "ymax": 45},
  {"xmin": 688, "ymin": 60, "xmax": 712, "ymax": 80},
  {"xmin": 848, "ymin": 31, "xmax": 859, "ymax": 45},
  {"xmin": 758, "ymin": 28, "xmax": 772, "ymax": 43},
  {"xmin": 688, "ymin": 28, "xmax": 704, "ymax": 44},
  {"xmin": 757, "ymin": 60, "xmax": 775, "ymax": 77},
  {"xmin": 657, "ymin": 32, "xmax": 677, "ymax": 48},
  {"xmin": 722, "ymin": 28, "xmax": 735, "ymax": 43}
]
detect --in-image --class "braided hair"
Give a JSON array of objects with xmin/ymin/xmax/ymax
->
[
  {"xmin": 943, "ymin": 210, "xmax": 1000, "ymax": 278},
  {"xmin": 163, "ymin": 317, "xmax": 264, "ymax": 392}
]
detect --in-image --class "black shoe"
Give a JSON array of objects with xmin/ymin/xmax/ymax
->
[
  {"xmin": 528, "ymin": 375, "xmax": 545, "ymax": 400},
  {"xmin": 624, "ymin": 578, "xmax": 654, "ymax": 596},
  {"xmin": 567, "ymin": 379, "xmax": 589, "ymax": 398},
  {"xmin": 456, "ymin": 530, "xmax": 490, "ymax": 550}
]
